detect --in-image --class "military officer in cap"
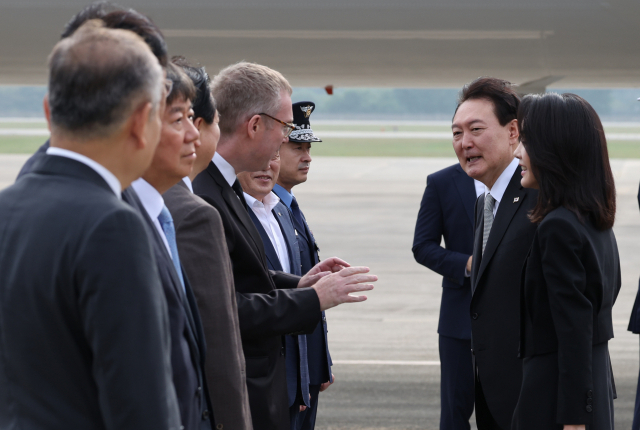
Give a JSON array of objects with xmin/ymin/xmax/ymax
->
[{"xmin": 272, "ymin": 101, "xmax": 333, "ymax": 430}]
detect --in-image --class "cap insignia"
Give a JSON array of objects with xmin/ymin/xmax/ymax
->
[{"xmin": 301, "ymin": 105, "xmax": 314, "ymax": 118}]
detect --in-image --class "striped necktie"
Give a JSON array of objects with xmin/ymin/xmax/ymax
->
[{"xmin": 482, "ymin": 193, "xmax": 496, "ymax": 254}]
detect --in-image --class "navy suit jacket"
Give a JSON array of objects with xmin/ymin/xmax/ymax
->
[
  {"xmin": 629, "ymin": 182, "xmax": 640, "ymax": 333},
  {"xmin": 412, "ymin": 163, "xmax": 476, "ymax": 340},
  {"xmin": 272, "ymin": 185, "xmax": 332, "ymax": 385},
  {"xmin": 247, "ymin": 200, "xmax": 311, "ymax": 407}
]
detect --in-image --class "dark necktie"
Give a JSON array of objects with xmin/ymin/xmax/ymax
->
[
  {"xmin": 232, "ymin": 179, "xmax": 248, "ymax": 210},
  {"xmin": 290, "ymin": 196, "xmax": 305, "ymax": 230}
]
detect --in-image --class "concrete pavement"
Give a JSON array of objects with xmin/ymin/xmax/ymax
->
[{"xmin": 2, "ymin": 154, "xmax": 639, "ymax": 429}]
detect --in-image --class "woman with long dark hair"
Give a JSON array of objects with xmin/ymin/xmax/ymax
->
[{"xmin": 511, "ymin": 93, "xmax": 620, "ymax": 430}]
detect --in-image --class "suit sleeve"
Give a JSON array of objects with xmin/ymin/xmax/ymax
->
[
  {"xmin": 75, "ymin": 208, "xmax": 181, "ymax": 430},
  {"xmin": 538, "ymin": 217, "xmax": 593, "ymax": 425},
  {"xmin": 412, "ymin": 174, "xmax": 470, "ymax": 286}
]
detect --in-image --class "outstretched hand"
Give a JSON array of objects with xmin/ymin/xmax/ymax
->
[
  {"xmin": 298, "ymin": 257, "xmax": 350, "ymax": 289},
  {"xmin": 312, "ymin": 266, "xmax": 377, "ymax": 311}
]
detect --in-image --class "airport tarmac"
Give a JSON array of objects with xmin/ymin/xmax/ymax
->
[{"xmin": 2, "ymin": 154, "xmax": 640, "ymax": 429}]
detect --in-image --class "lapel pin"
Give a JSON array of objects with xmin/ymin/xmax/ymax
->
[
  {"xmin": 278, "ymin": 212, "xmax": 281, "ymax": 216},
  {"xmin": 513, "ymin": 197, "xmax": 520, "ymax": 203}
]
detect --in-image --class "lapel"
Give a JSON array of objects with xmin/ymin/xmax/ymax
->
[
  {"xmin": 273, "ymin": 203, "xmax": 302, "ymax": 276},
  {"xmin": 123, "ymin": 187, "xmax": 201, "ymax": 356},
  {"xmin": 476, "ymin": 167, "xmax": 527, "ymax": 282},
  {"xmin": 205, "ymin": 162, "xmax": 266, "ymax": 257},
  {"xmin": 452, "ymin": 164, "xmax": 476, "ymax": 227},
  {"xmin": 246, "ymin": 208, "xmax": 283, "ymax": 271}
]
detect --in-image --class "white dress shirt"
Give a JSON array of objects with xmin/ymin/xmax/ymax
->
[
  {"xmin": 46, "ymin": 147, "xmax": 122, "ymax": 199},
  {"xmin": 485, "ymin": 158, "xmax": 519, "ymax": 217},
  {"xmin": 182, "ymin": 176, "xmax": 194, "ymax": 193},
  {"xmin": 244, "ymin": 191, "xmax": 291, "ymax": 274},
  {"xmin": 130, "ymin": 178, "xmax": 172, "ymax": 258},
  {"xmin": 213, "ymin": 152, "xmax": 237, "ymax": 187},
  {"xmin": 474, "ymin": 179, "xmax": 485, "ymax": 199}
]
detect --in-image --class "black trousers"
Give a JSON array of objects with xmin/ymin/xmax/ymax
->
[
  {"xmin": 298, "ymin": 384, "xmax": 321, "ymax": 430},
  {"xmin": 475, "ymin": 375, "xmax": 505, "ymax": 430},
  {"xmin": 439, "ymin": 335, "xmax": 475, "ymax": 430}
]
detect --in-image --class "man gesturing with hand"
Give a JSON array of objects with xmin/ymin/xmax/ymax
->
[{"xmin": 192, "ymin": 62, "xmax": 376, "ymax": 430}]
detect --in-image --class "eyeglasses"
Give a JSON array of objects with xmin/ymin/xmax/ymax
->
[{"xmin": 258, "ymin": 113, "xmax": 296, "ymax": 138}]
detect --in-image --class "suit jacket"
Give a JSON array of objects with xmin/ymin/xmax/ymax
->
[
  {"xmin": 272, "ymin": 186, "xmax": 333, "ymax": 386},
  {"xmin": 16, "ymin": 139, "xmax": 49, "ymax": 180},
  {"xmin": 0, "ymin": 155, "xmax": 181, "ymax": 430},
  {"xmin": 193, "ymin": 162, "xmax": 321, "ymax": 430},
  {"xmin": 247, "ymin": 200, "xmax": 311, "ymax": 408},
  {"xmin": 124, "ymin": 187, "xmax": 211, "ymax": 430},
  {"xmin": 519, "ymin": 207, "xmax": 620, "ymax": 425},
  {"xmin": 470, "ymin": 167, "xmax": 538, "ymax": 430},
  {"xmin": 412, "ymin": 163, "xmax": 476, "ymax": 340},
  {"xmin": 163, "ymin": 180, "xmax": 253, "ymax": 430},
  {"xmin": 628, "ymin": 182, "xmax": 640, "ymax": 333}
]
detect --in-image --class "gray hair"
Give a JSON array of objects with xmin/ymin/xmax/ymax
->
[
  {"xmin": 47, "ymin": 20, "xmax": 163, "ymax": 139},
  {"xmin": 211, "ymin": 62, "xmax": 292, "ymax": 135}
]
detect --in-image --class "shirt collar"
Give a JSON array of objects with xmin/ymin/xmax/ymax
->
[
  {"xmin": 46, "ymin": 147, "xmax": 122, "ymax": 199},
  {"xmin": 272, "ymin": 184, "xmax": 294, "ymax": 209},
  {"xmin": 130, "ymin": 178, "xmax": 165, "ymax": 221},
  {"xmin": 485, "ymin": 157, "xmax": 519, "ymax": 204},
  {"xmin": 182, "ymin": 176, "xmax": 193, "ymax": 193},
  {"xmin": 213, "ymin": 152, "xmax": 237, "ymax": 187},
  {"xmin": 243, "ymin": 191, "xmax": 281, "ymax": 212}
]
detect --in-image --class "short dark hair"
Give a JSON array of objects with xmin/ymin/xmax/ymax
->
[
  {"xmin": 454, "ymin": 77, "xmax": 520, "ymax": 126},
  {"xmin": 165, "ymin": 62, "xmax": 196, "ymax": 105},
  {"xmin": 48, "ymin": 20, "xmax": 163, "ymax": 139},
  {"xmin": 518, "ymin": 92, "xmax": 616, "ymax": 230},
  {"xmin": 171, "ymin": 56, "xmax": 216, "ymax": 124},
  {"xmin": 61, "ymin": 2, "xmax": 168, "ymax": 67}
]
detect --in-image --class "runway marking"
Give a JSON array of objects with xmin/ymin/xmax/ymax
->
[{"xmin": 333, "ymin": 360, "xmax": 440, "ymax": 366}]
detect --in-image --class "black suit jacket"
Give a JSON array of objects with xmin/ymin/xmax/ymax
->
[
  {"xmin": 193, "ymin": 162, "xmax": 321, "ymax": 430},
  {"xmin": 519, "ymin": 207, "xmax": 620, "ymax": 425},
  {"xmin": 124, "ymin": 187, "xmax": 212, "ymax": 430},
  {"xmin": 0, "ymin": 155, "xmax": 181, "ymax": 429},
  {"xmin": 470, "ymin": 167, "xmax": 538, "ymax": 430},
  {"xmin": 413, "ymin": 163, "xmax": 476, "ymax": 340}
]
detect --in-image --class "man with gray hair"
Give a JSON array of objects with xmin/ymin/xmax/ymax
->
[
  {"xmin": 193, "ymin": 62, "xmax": 377, "ymax": 430},
  {"xmin": 0, "ymin": 21, "xmax": 180, "ymax": 430}
]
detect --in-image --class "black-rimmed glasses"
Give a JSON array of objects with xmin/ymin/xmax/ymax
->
[{"xmin": 258, "ymin": 113, "xmax": 296, "ymax": 138}]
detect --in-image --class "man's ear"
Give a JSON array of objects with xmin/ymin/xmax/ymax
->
[
  {"xmin": 194, "ymin": 116, "xmax": 205, "ymax": 131},
  {"xmin": 508, "ymin": 119, "xmax": 519, "ymax": 146},
  {"xmin": 129, "ymin": 101, "xmax": 154, "ymax": 149},
  {"xmin": 246, "ymin": 114, "xmax": 261, "ymax": 139},
  {"xmin": 43, "ymin": 94, "xmax": 52, "ymax": 131}
]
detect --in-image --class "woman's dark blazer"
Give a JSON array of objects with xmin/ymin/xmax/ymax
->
[{"xmin": 519, "ymin": 206, "xmax": 621, "ymax": 425}]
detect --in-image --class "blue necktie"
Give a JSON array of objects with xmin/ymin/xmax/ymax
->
[{"xmin": 158, "ymin": 205, "xmax": 185, "ymax": 292}]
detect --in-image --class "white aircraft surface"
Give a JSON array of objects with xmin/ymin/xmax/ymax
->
[{"xmin": 1, "ymin": 0, "xmax": 639, "ymax": 90}]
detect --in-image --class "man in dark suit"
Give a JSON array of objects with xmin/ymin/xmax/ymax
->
[
  {"xmin": 629, "ymin": 182, "xmax": 640, "ymax": 430},
  {"xmin": 130, "ymin": 62, "xmax": 213, "ymax": 430},
  {"xmin": 272, "ymin": 102, "xmax": 333, "ymax": 430},
  {"xmin": 16, "ymin": 4, "xmax": 169, "ymax": 180},
  {"xmin": 238, "ymin": 153, "xmax": 312, "ymax": 429},
  {"xmin": 0, "ymin": 23, "xmax": 181, "ymax": 429},
  {"xmin": 164, "ymin": 65, "xmax": 253, "ymax": 430},
  {"xmin": 451, "ymin": 77, "xmax": 538, "ymax": 430},
  {"xmin": 193, "ymin": 62, "xmax": 377, "ymax": 430},
  {"xmin": 413, "ymin": 163, "xmax": 482, "ymax": 430}
]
